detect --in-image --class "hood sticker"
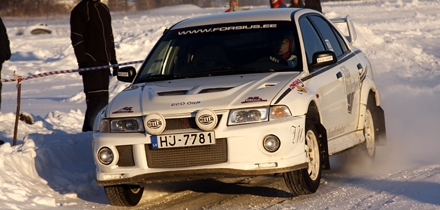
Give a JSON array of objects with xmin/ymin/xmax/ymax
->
[
  {"xmin": 241, "ymin": 96, "xmax": 268, "ymax": 104},
  {"xmin": 178, "ymin": 24, "xmax": 277, "ymax": 35},
  {"xmin": 171, "ymin": 101, "xmax": 201, "ymax": 106},
  {"xmin": 290, "ymin": 79, "xmax": 308, "ymax": 94},
  {"xmin": 274, "ymin": 79, "xmax": 308, "ymax": 104},
  {"xmin": 112, "ymin": 107, "xmax": 134, "ymax": 114}
]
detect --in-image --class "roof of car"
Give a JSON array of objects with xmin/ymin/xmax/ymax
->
[{"xmin": 171, "ymin": 8, "xmax": 309, "ymax": 30}]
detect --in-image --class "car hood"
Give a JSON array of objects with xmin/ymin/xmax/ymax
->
[{"xmin": 107, "ymin": 72, "xmax": 299, "ymax": 117}]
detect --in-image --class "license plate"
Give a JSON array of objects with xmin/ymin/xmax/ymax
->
[{"xmin": 151, "ymin": 132, "xmax": 215, "ymax": 149}]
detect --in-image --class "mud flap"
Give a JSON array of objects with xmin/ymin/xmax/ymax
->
[
  {"xmin": 373, "ymin": 106, "xmax": 387, "ymax": 146},
  {"xmin": 315, "ymin": 123, "xmax": 330, "ymax": 170}
]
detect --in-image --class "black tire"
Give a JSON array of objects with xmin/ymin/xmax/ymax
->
[
  {"xmin": 104, "ymin": 184, "xmax": 144, "ymax": 206},
  {"xmin": 283, "ymin": 121, "xmax": 322, "ymax": 195}
]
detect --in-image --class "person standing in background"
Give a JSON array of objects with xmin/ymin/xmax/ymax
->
[
  {"xmin": 225, "ymin": 0, "xmax": 242, "ymax": 12},
  {"xmin": 305, "ymin": 0, "xmax": 322, "ymax": 13},
  {"xmin": 289, "ymin": 0, "xmax": 322, "ymax": 12},
  {"xmin": 289, "ymin": 0, "xmax": 304, "ymax": 8},
  {"xmin": 0, "ymin": 17, "xmax": 11, "ymax": 112},
  {"xmin": 70, "ymin": 0, "xmax": 119, "ymax": 132},
  {"xmin": 270, "ymin": 0, "xmax": 287, "ymax": 8}
]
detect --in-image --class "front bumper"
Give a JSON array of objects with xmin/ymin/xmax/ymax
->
[
  {"xmin": 93, "ymin": 115, "xmax": 308, "ymax": 186},
  {"xmin": 96, "ymin": 163, "xmax": 308, "ymax": 186}
]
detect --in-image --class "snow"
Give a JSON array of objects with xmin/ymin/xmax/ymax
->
[{"xmin": 1, "ymin": 0, "xmax": 440, "ymax": 209}]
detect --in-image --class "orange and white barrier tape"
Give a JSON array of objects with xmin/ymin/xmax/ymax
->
[{"xmin": 1, "ymin": 60, "xmax": 143, "ymax": 83}]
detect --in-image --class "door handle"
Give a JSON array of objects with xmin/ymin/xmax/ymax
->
[
  {"xmin": 357, "ymin": 63, "xmax": 363, "ymax": 71},
  {"xmin": 336, "ymin": 71, "xmax": 343, "ymax": 79}
]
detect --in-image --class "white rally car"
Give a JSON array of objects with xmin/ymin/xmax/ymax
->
[{"xmin": 92, "ymin": 8, "xmax": 386, "ymax": 206}]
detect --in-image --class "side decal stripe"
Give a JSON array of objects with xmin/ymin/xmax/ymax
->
[
  {"xmin": 273, "ymin": 50, "xmax": 362, "ymax": 104},
  {"xmin": 274, "ymin": 88, "xmax": 292, "ymax": 104}
]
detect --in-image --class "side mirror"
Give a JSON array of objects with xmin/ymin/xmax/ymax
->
[
  {"xmin": 310, "ymin": 51, "xmax": 337, "ymax": 70},
  {"xmin": 117, "ymin": 66, "xmax": 137, "ymax": 83}
]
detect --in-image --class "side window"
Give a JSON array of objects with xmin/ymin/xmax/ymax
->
[
  {"xmin": 332, "ymin": 27, "xmax": 348, "ymax": 53},
  {"xmin": 299, "ymin": 17, "xmax": 326, "ymax": 65},
  {"xmin": 309, "ymin": 15, "xmax": 344, "ymax": 57},
  {"xmin": 139, "ymin": 40, "xmax": 172, "ymax": 78}
]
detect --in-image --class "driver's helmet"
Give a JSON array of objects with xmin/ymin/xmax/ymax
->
[{"xmin": 271, "ymin": 31, "xmax": 294, "ymax": 59}]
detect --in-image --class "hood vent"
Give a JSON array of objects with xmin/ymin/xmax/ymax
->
[
  {"xmin": 199, "ymin": 87, "xmax": 232, "ymax": 93},
  {"xmin": 157, "ymin": 90, "xmax": 188, "ymax": 96},
  {"xmin": 156, "ymin": 87, "xmax": 233, "ymax": 96}
]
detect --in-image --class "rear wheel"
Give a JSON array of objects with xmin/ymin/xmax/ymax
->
[
  {"xmin": 283, "ymin": 121, "xmax": 322, "ymax": 195},
  {"xmin": 344, "ymin": 96, "xmax": 376, "ymax": 166},
  {"xmin": 364, "ymin": 106, "xmax": 376, "ymax": 159},
  {"xmin": 104, "ymin": 184, "xmax": 144, "ymax": 206}
]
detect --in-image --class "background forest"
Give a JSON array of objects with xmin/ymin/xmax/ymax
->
[
  {"xmin": 0, "ymin": 0, "xmax": 344, "ymax": 17},
  {"xmin": 1, "ymin": 0, "xmax": 267, "ymax": 17}
]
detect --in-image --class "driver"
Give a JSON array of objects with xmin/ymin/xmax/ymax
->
[{"xmin": 270, "ymin": 36, "xmax": 297, "ymax": 68}]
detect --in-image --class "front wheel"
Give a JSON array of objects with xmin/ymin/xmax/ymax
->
[
  {"xmin": 104, "ymin": 184, "xmax": 144, "ymax": 206},
  {"xmin": 283, "ymin": 122, "xmax": 322, "ymax": 195}
]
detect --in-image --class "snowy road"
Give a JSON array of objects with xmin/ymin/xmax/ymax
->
[{"xmin": 97, "ymin": 163, "xmax": 440, "ymax": 209}]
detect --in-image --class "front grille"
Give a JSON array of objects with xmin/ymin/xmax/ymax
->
[
  {"xmin": 116, "ymin": 145, "xmax": 135, "ymax": 166},
  {"xmin": 165, "ymin": 117, "xmax": 198, "ymax": 130},
  {"xmin": 145, "ymin": 138, "xmax": 227, "ymax": 168},
  {"xmin": 165, "ymin": 115, "xmax": 222, "ymax": 132}
]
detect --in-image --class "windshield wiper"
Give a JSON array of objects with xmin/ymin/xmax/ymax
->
[
  {"xmin": 140, "ymin": 74, "xmax": 185, "ymax": 82},
  {"xmin": 190, "ymin": 68, "xmax": 274, "ymax": 77}
]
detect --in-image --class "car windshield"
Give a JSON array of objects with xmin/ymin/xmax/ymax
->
[{"xmin": 136, "ymin": 21, "xmax": 302, "ymax": 83}]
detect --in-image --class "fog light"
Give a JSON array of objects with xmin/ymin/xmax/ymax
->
[
  {"xmin": 98, "ymin": 147, "xmax": 114, "ymax": 165},
  {"xmin": 144, "ymin": 113, "xmax": 166, "ymax": 135},
  {"xmin": 263, "ymin": 135, "xmax": 280, "ymax": 152}
]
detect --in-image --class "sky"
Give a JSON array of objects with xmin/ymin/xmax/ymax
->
[{"xmin": 1, "ymin": 0, "xmax": 440, "ymax": 209}]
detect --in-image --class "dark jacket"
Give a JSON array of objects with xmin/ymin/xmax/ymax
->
[
  {"xmin": 70, "ymin": 0, "xmax": 117, "ymax": 67},
  {"xmin": 0, "ymin": 17, "xmax": 11, "ymax": 63},
  {"xmin": 305, "ymin": 0, "xmax": 322, "ymax": 13},
  {"xmin": 289, "ymin": 0, "xmax": 304, "ymax": 8}
]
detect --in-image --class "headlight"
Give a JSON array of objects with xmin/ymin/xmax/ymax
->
[
  {"xmin": 99, "ymin": 118, "xmax": 144, "ymax": 133},
  {"xmin": 228, "ymin": 106, "xmax": 292, "ymax": 125},
  {"xmin": 228, "ymin": 107, "xmax": 269, "ymax": 125}
]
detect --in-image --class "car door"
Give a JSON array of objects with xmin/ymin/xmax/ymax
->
[
  {"xmin": 299, "ymin": 15, "xmax": 348, "ymax": 139},
  {"xmin": 308, "ymin": 15, "xmax": 362, "ymax": 133}
]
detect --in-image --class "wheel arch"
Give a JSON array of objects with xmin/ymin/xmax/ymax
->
[
  {"xmin": 358, "ymin": 78, "xmax": 379, "ymax": 130},
  {"xmin": 360, "ymin": 78, "xmax": 381, "ymax": 107}
]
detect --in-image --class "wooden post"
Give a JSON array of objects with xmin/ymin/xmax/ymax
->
[{"xmin": 13, "ymin": 76, "xmax": 22, "ymax": 146}]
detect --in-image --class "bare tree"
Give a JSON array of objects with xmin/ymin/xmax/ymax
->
[
  {"xmin": 1, "ymin": 0, "xmax": 72, "ymax": 17},
  {"xmin": 0, "ymin": 0, "xmax": 271, "ymax": 17},
  {"xmin": 108, "ymin": 0, "xmax": 132, "ymax": 11},
  {"xmin": 0, "ymin": 1, "xmax": 10, "ymax": 12}
]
